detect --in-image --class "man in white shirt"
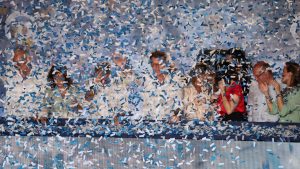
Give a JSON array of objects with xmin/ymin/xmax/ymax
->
[
  {"xmin": 139, "ymin": 51, "xmax": 184, "ymax": 121},
  {"xmin": 248, "ymin": 61, "xmax": 280, "ymax": 122},
  {"xmin": 4, "ymin": 48, "xmax": 47, "ymax": 118}
]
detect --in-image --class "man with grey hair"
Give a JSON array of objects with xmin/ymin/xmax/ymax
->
[{"xmin": 248, "ymin": 61, "xmax": 281, "ymax": 122}]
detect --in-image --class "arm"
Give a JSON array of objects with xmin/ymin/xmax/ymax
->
[
  {"xmin": 258, "ymin": 80, "xmax": 284, "ymax": 114},
  {"xmin": 272, "ymin": 89, "xmax": 300, "ymax": 117},
  {"xmin": 271, "ymin": 80, "xmax": 284, "ymax": 112},
  {"xmin": 264, "ymin": 92, "xmax": 274, "ymax": 113},
  {"xmin": 258, "ymin": 82, "xmax": 276, "ymax": 113},
  {"xmin": 221, "ymin": 93, "xmax": 240, "ymax": 115},
  {"xmin": 219, "ymin": 80, "xmax": 240, "ymax": 115},
  {"xmin": 69, "ymin": 86, "xmax": 84, "ymax": 114}
]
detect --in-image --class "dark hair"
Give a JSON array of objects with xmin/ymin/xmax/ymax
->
[
  {"xmin": 198, "ymin": 48, "xmax": 251, "ymax": 97},
  {"xmin": 189, "ymin": 62, "xmax": 216, "ymax": 91},
  {"xmin": 47, "ymin": 65, "xmax": 73, "ymax": 89},
  {"xmin": 215, "ymin": 66, "xmax": 239, "ymax": 84},
  {"xmin": 189, "ymin": 62, "xmax": 213, "ymax": 76},
  {"xmin": 226, "ymin": 48, "xmax": 246, "ymax": 62},
  {"xmin": 150, "ymin": 51, "xmax": 167, "ymax": 61},
  {"xmin": 285, "ymin": 62, "xmax": 300, "ymax": 87}
]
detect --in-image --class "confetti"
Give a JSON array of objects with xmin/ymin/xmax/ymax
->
[{"xmin": 0, "ymin": 0, "xmax": 299, "ymax": 168}]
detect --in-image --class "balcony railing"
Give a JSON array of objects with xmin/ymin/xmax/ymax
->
[{"xmin": 1, "ymin": 116, "xmax": 299, "ymax": 142}]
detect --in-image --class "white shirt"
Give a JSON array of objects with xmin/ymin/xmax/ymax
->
[
  {"xmin": 140, "ymin": 71, "xmax": 184, "ymax": 120},
  {"xmin": 248, "ymin": 81, "xmax": 281, "ymax": 122},
  {"xmin": 108, "ymin": 70, "xmax": 144, "ymax": 117},
  {"xmin": 4, "ymin": 64, "xmax": 47, "ymax": 118},
  {"xmin": 182, "ymin": 85, "xmax": 206, "ymax": 120}
]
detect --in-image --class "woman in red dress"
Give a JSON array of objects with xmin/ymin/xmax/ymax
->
[{"xmin": 216, "ymin": 67, "xmax": 247, "ymax": 121}]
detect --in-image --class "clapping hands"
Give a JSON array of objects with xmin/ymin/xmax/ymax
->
[
  {"xmin": 258, "ymin": 82, "xmax": 269, "ymax": 96},
  {"xmin": 270, "ymin": 80, "xmax": 281, "ymax": 93}
]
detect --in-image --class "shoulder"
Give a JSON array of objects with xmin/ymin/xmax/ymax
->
[{"xmin": 290, "ymin": 87, "xmax": 300, "ymax": 97}]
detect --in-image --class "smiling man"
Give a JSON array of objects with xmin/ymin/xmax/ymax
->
[
  {"xmin": 248, "ymin": 61, "xmax": 281, "ymax": 122},
  {"xmin": 140, "ymin": 51, "xmax": 185, "ymax": 121}
]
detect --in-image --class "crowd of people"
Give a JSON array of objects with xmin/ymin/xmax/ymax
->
[{"xmin": 1, "ymin": 47, "xmax": 300, "ymax": 124}]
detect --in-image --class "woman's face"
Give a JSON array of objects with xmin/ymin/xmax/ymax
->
[
  {"xmin": 282, "ymin": 66, "xmax": 292, "ymax": 85},
  {"xmin": 226, "ymin": 54, "xmax": 234, "ymax": 62},
  {"xmin": 218, "ymin": 78, "xmax": 225, "ymax": 87},
  {"xmin": 192, "ymin": 76, "xmax": 202, "ymax": 91}
]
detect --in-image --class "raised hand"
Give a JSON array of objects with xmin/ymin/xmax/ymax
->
[
  {"xmin": 85, "ymin": 89, "xmax": 95, "ymax": 101},
  {"xmin": 258, "ymin": 82, "xmax": 269, "ymax": 96},
  {"xmin": 218, "ymin": 79, "xmax": 226, "ymax": 94},
  {"xmin": 270, "ymin": 80, "xmax": 281, "ymax": 93}
]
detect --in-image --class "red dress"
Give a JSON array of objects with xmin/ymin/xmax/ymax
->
[{"xmin": 217, "ymin": 82, "xmax": 246, "ymax": 116}]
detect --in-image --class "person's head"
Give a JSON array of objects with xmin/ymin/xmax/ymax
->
[
  {"xmin": 94, "ymin": 62, "xmax": 111, "ymax": 85},
  {"xmin": 150, "ymin": 51, "xmax": 176, "ymax": 77},
  {"xmin": 215, "ymin": 65, "xmax": 239, "ymax": 89},
  {"xmin": 225, "ymin": 48, "xmax": 246, "ymax": 63},
  {"xmin": 282, "ymin": 62, "xmax": 300, "ymax": 87},
  {"xmin": 253, "ymin": 61, "xmax": 274, "ymax": 84},
  {"xmin": 12, "ymin": 48, "xmax": 32, "ymax": 79},
  {"xmin": 190, "ymin": 62, "xmax": 216, "ymax": 93},
  {"xmin": 47, "ymin": 65, "xmax": 73, "ymax": 89},
  {"xmin": 150, "ymin": 51, "xmax": 167, "ymax": 65},
  {"xmin": 6, "ymin": 15, "xmax": 34, "ymax": 47}
]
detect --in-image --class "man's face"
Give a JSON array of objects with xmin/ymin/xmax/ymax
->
[
  {"xmin": 151, "ymin": 57, "xmax": 161, "ymax": 65},
  {"xmin": 151, "ymin": 57, "xmax": 166, "ymax": 73},
  {"xmin": 113, "ymin": 53, "xmax": 127, "ymax": 69},
  {"xmin": 253, "ymin": 66, "xmax": 272, "ymax": 83},
  {"xmin": 13, "ymin": 50, "xmax": 31, "ymax": 79}
]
